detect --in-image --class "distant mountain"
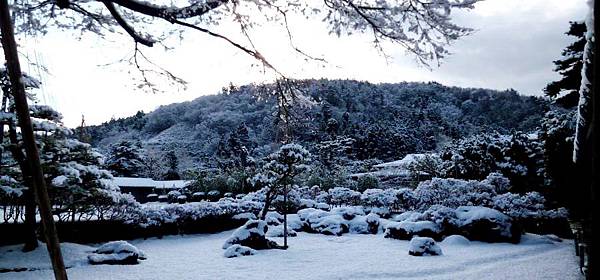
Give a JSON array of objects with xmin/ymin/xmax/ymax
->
[{"xmin": 85, "ymin": 79, "xmax": 548, "ymax": 170}]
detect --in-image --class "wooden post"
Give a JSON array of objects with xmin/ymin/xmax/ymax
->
[
  {"xmin": 0, "ymin": 1, "xmax": 68, "ymax": 279},
  {"xmin": 283, "ymin": 184, "xmax": 288, "ymax": 249}
]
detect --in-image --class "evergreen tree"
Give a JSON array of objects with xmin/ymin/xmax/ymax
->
[
  {"xmin": 544, "ymin": 21, "xmax": 586, "ymax": 108},
  {"xmin": 104, "ymin": 140, "xmax": 145, "ymax": 177},
  {"xmin": 162, "ymin": 151, "xmax": 181, "ymax": 180}
]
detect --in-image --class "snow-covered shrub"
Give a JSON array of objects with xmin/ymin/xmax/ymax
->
[
  {"xmin": 409, "ymin": 237, "xmax": 442, "ymax": 256},
  {"xmin": 223, "ymin": 220, "xmax": 280, "ymax": 250},
  {"xmin": 232, "ymin": 212, "xmax": 257, "ymax": 221},
  {"xmin": 328, "ymin": 187, "xmax": 360, "ymax": 206},
  {"xmin": 414, "ymin": 178, "xmax": 496, "ymax": 210},
  {"xmin": 367, "ymin": 207, "xmax": 391, "ymax": 218},
  {"xmin": 421, "ymin": 205, "xmax": 459, "ymax": 232},
  {"xmin": 395, "ymin": 188, "xmax": 417, "ymax": 211},
  {"xmin": 360, "ymin": 188, "xmax": 398, "ymax": 208},
  {"xmin": 223, "ymin": 244, "xmax": 257, "ymax": 258},
  {"xmin": 331, "ymin": 206, "xmax": 365, "ymax": 220},
  {"xmin": 454, "ymin": 206, "xmax": 520, "ymax": 243},
  {"xmin": 384, "ymin": 221, "xmax": 442, "ymax": 240},
  {"xmin": 266, "ymin": 225, "xmax": 298, "ymax": 237},
  {"xmin": 265, "ymin": 211, "xmax": 284, "ymax": 226},
  {"xmin": 311, "ymin": 215, "xmax": 348, "ymax": 236},
  {"xmin": 483, "ymin": 172, "xmax": 511, "ymax": 194}
]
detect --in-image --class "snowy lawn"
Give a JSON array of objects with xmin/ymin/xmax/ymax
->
[{"xmin": 0, "ymin": 232, "xmax": 582, "ymax": 280}]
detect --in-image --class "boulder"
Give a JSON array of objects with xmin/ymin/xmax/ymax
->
[
  {"xmin": 455, "ymin": 206, "xmax": 521, "ymax": 243},
  {"xmin": 223, "ymin": 245, "xmax": 257, "ymax": 258},
  {"xmin": 88, "ymin": 241, "xmax": 146, "ymax": 265},
  {"xmin": 384, "ymin": 221, "xmax": 442, "ymax": 240},
  {"xmin": 441, "ymin": 235, "xmax": 471, "ymax": 246},
  {"xmin": 223, "ymin": 220, "xmax": 281, "ymax": 250},
  {"xmin": 409, "ymin": 237, "xmax": 443, "ymax": 256}
]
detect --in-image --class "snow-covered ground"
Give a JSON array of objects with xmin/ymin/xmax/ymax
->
[{"xmin": 0, "ymin": 232, "xmax": 582, "ymax": 280}]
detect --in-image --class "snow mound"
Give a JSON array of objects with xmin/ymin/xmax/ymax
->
[
  {"xmin": 520, "ymin": 233, "xmax": 563, "ymax": 245},
  {"xmin": 265, "ymin": 211, "xmax": 284, "ymax": 226},
  {"xmin": 442, "ymin": 235, "xmax": 471, "ymax": 246},
  {"xmin": 311, "ymin": 215, "xmax": 348, "ymax": 236},
  {"xmin": 409, "ymin": 237, "xmax": 443, "ymax": 256},
  {"xmin": 331, "ymin": 206, "xmax": 365, "ymax": 220},
  {"xmin": 223, "ymin": 245, "xmax": 257, "ymax": 258}
]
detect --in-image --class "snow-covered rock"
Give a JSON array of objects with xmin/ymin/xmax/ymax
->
[
  {"xmin": 455, "ymin": 206, "xmax": 520, "ymax": 243},
  {"xmin": 384, "ymin": 221, "xmax": 442, "ymax": 240},
  {"xmin": 409, "ymin": 237, "xmax": 443, "ymax": 256},
  {"xmin": 222, "ymin": 220, "xmax": 280, "ymax": 250},
  {"xmin": 88, "ymin": 241, "xmax": 145, "ymax": 265},
  {"xmin": 223, "ymin": 245, "xmax": 257, "ymax": 258}
]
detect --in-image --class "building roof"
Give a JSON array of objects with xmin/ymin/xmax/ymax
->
[{"xmin": 108, "ymin": 177, "xmax": 192, "ymax": 189}]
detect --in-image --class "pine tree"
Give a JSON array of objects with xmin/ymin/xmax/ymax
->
[
  {"xmin": 544, "ymin": 21, "xmax": 586, "ymax": 108},
  {"xmin": 104, "ymin": 140, "xmax": 146, "ymax": 177}
]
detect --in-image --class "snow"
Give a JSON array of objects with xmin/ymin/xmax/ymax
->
[
  {"xmin": 0, "ymin": 231, "xmax": 582, "ymax": 279},
  {"xmin": 455, "ymin": 206, "xmax": 511, "ymax": 237},
  {"xmin": 442, "ymin": 235, "xmax": 471, "ymax": 246},
  {"xmin": 222, "ymin": 220, "xmax": 268, "ymax": 249},
  {"xmin": 106, "ymin": 177, "xmax": 192, "ymax": 189}
]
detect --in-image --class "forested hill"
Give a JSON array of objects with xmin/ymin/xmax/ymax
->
[{"xmin": 85, "ymin": 79, "xmax": 548, "ymax": 169}]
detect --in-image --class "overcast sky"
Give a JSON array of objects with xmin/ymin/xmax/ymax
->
[{"xmin": 19, "ymin": 0, "xmax": 589, "ymax": 127}]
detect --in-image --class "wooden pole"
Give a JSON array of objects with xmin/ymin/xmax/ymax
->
[
  {"xmin": 588, "ymin": 2, "xmax": 598, "ymax": 278},
  {"xmin": 0, "ymin": 1, "xmax": 68, "ymax": 279}
]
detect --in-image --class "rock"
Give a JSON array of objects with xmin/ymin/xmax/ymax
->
[
  {"xmin": 223, "ymin": 220, "xmax": 281, "ymax": 250},
  {"xmin": 384, "ymin": 221, "xmax": 442, "ymax": 240},
  {"xmin": 455, "ymin": 206, "xmax": 520, "ymax": 243},
  {"xmin": 88, "ymin": 241, "xmax": 145, "ymax": 265},
  {"xmin": 223, "ymin": 245, "xmax": 257, "ymax": 258},
  {"xmin": 409, "ymin": 237, "xmax": 443, "ymax": 256}
]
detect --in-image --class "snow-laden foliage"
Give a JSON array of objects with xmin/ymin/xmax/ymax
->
[
  {"xmin": 328, "ymin": 187, "xmax": 360, "ymax": 206},
  {"xmin": 223, "ymin": 244, "xmax": 257, "ymax": 258},
  {"xmin": 414, "ymin": 178, "xmax": 496, "ymax": 210},
  {"xmin": 131, "ymin": 200, "xmax": 263, "ymax": 228},
  {"xmin": 104, "ymin": 140, "xmax": 146, "ymax": 177},
  {"xmin": 440, "ymin": 132, "xmax": 544, "ymax": 193},
  {"xmin": 360, "ymin": 188, "xmax": 398, "ymax": 208}
]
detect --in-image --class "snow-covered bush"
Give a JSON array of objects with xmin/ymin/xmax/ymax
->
[
  {"xmin": 328, "ymin": 187, "xmax": 360, "ymax": 206},
  {"xmin": 483, "ymin": 172, "xmax": 511, "ymax": 194},
  {"xmin": 491, "ymin": 192, "xmax": 568, "ymax": 220},
  {"xmin": 360, "ymin": 188, "xmax": 398, "ymax": 208},
  {"xmin": 409, "ymin": 237, "xmax": 443, "ymax": 256},
  {"xmin": 454, "ymin": 206, "xmax": 520, "ymax": 243},
  {"xmin": 266, "ymin": 225, "xmax": 298, "ymax": 237},
  {"xmin": 414, "ymin": 178, "xmax": 496, "ymax": 210},
  {"xmin": 395, "ymin": 188, "xmax": 417, "ymax": 211},
  {"xmin": 384, "ymin": 221, "xmax": 442, "ymax": 240}
]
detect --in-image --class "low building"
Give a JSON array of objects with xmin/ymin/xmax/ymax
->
[
  {"xmin": 108, "ymin": 177, "xmax": 192, "ymax": 203},
  {"xmin": 349, "ymin": 154, "xmax": 435, "ymax": 188}
]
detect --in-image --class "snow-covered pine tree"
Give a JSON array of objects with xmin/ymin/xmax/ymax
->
[
  {"xmin": 545, "ymin": 21, "xmax": 587, "ymax": 108},
  {"xmin": 104, "ymin": 140, "xmax": 146, "ymax": 177},
  {"xmin": 251, "ymin": 143, "xmax": 310, "ymax": 248}
]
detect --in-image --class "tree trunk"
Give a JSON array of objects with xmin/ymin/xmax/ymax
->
[
  {"xmin": 22, "ymin": 189, "xmax": 39, "ymax": 252},
  {"xmin": 283, "ymin": 184, "xmax": 288, "ymax": 249},
  {"xmin": 0, "ymin": 1, "xmax": 68, "ymax": 279},
  {"xmin": 260, "ymin": 189, "xmax": 274, "ymax": 220},
  {"xmin": 7, "ymin": 121, "xmax": 38, "ymax": 252},
  {"xmin": 588, "ymin": 1, "xmax": 598, "ymax": 278}
]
